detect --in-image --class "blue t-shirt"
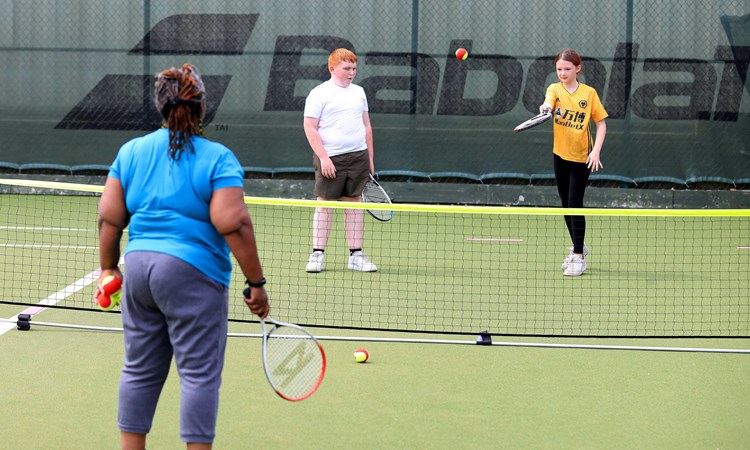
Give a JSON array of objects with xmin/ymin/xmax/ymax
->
[{"xmin": 109, "ymin": 128, "xmax": 244, "ymax": 286}]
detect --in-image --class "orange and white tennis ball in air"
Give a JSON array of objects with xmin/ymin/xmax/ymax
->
[
  {"xmin": 455, "ymin": 48, "xmax": 469, "ymax": 60},
  {"xmin": 97, "ymin": 275, "xmax": 122, "ymax": 311},
  {"xmin": 354, "ymin": 348, "xmax": 369, "ymax": 363}
]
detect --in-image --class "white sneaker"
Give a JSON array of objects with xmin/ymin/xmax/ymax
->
[
  {"xmin": 348, "ymin": 251, "xmax": 377, "ymax": 272},
  {"xmin": 563, "ymin": 255, "xmax": 586, "ymax": 276},
  {"xmin": 305, "ymin": 251, "xmax": 324, "ymax": 273},
  {"xmin": 562, "ymin": 245, "xmax": 590, "ymax": 270}
]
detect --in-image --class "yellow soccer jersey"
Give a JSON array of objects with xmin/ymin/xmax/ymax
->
[{"xmin": 544, "ymin": 82, "xmax": 608, "ymax": 163}]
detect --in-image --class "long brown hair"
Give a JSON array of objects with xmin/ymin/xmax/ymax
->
[
  {"xmin": 154, "ymin": 63, "xmax": 206, "ymax": 160},
  {"xmin": 555, "ymin": 49, "xmax": 583, "ymax": 78}
]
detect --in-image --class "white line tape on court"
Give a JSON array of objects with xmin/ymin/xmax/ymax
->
[
  {"xmin": 0, "ymin": 227, "xmax": 95, "ymax": 231},
  {"xmin": 1, "ymin": 256, "xmax": 125, "ymax": 336},
  {"xmin": 231, "ymin": 333, "xmax": 750, "ymax": 354},
  {"xmin": 465, "ymin": 238, "xmax": 523, "ymax": 243},
  {"xmin": 0, "ymin": 244, "xmax": 100, "ymax": 249},
  {"xmin": 2, "ymin": 321, "xmax": 748, "ymax": 354},
  {"xmin": 0, "ymin": 269, "xmax": 101, "ymax": 336}
]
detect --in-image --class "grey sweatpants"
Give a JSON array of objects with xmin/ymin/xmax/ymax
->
[{"xmin": 118, "ymin": 251, "xmax": 229, "ymax": 444}]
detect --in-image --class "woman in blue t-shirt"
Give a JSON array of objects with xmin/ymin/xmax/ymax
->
[{"xmin": 97, "ymin": 63, "xmax": 269, "ymax": 450}]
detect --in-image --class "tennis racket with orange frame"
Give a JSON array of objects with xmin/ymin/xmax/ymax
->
[{"xmin": 243, "ymin": 288, "xmax": 326, "ymax": 401}]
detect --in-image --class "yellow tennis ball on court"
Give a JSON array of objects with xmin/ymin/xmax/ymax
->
[{"xmin": 354, "ymin": 348, "xmax": 369, "ymax": 363}]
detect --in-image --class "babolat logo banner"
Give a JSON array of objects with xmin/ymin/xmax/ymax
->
[
  {"xmin": 2, "ymin": 4, "xmax": 749, "ymax": 184},
  {"xmin": 55, "ymin": 12, "xmax": 749, "ymax": 131},
  {"xmin": 56, "ymin": 14, "xmax": 257, "ymax": 130}
]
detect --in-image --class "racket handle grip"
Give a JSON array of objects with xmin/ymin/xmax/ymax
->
[{"xmin": 242, "ymin": 287, "xmax": 250, "ymax": 297}]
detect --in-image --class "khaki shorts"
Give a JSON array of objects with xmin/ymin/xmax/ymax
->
[{"xmin": 313, "ymin": 149, "xmax": 370, "ymax": 199}]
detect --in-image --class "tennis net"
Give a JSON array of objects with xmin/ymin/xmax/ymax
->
[{"xmin": 1, "ymin": 178, "xmax": 749, "ymax": 337}]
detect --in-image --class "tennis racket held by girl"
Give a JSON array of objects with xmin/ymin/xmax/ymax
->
[{"xmin": 514, "ymin": 111, "xmax": 552, "ymax": 132}]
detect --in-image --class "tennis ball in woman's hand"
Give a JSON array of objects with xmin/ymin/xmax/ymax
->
[
  {"xmin": 97, "ymin": 290, "xmax": 121, "ymax": 311},
  {"xmin": 97, "ymin": 275, "xmax": 122, "ymax": 311},
  {"xmin": 100, "ymin": 275, "xmax": 121, "ymax": 295},
  {"xmin": 354, "ymin": 348, "xmax": 369, "ymax": 363}
]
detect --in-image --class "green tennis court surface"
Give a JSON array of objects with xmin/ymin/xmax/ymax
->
[
  {"xmin": 2, "ymin": 305, "xmax": 750, "ymax": 449},
  {"xmin": 2, "ymin": 181, "xmax": 750, "ymax": 448},
  {"xmin": 2, "ymin": 183, "xmax": 749, "ymax": 337}
]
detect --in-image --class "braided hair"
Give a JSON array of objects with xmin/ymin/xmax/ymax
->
[{"xmin": 154, "ymin": 63, "xmax": 206, "ymax": 161}]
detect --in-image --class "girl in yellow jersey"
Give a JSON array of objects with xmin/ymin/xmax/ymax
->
[{"xmin": 540, "ymin": 49, "xmax": 608, "ymax": 276}]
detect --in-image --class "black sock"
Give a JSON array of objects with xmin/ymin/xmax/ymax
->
[{"xmin": 349, "ymin": 248, "xmax": 362, "ymax": 255}]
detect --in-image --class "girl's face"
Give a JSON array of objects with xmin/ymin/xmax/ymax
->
[
  {"xmin": 330, "ymin": 60, "xmax": 357, "ymax": 87},
  {"xmin": 556, "ymin": 59, "xmax": 581, "ymax": 84}
]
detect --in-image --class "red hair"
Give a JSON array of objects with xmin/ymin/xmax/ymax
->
[{"xmin": 328, "ymin": 48, "xmax": 357, "ymax": 70}]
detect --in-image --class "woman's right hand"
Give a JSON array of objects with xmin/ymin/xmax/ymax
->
[{"xmin": 243, "ymin": 287, "xmax": 270, "ymax": 319}]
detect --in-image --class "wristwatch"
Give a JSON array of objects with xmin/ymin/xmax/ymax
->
[{"xmin": 245, "ymin": 277, "xmax": 266, "ymax": 288}]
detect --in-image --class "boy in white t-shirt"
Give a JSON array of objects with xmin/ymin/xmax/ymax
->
[{"xmin": 303, "ymin": 48, "xmax": 377, "ymax": 273}]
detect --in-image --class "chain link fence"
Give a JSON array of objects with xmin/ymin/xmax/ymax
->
[{"xmin": 1, "ymin": 1, "xmax": 748, "ymax": 188}]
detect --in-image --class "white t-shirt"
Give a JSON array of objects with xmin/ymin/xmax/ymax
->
[{"xmin": 304, "ymin": 79, "xmax": 368, "ymax": 157}]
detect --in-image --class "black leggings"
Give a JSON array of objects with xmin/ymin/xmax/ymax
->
[{"xmin": 553, "ymin": 154, "xmax": 590, "ymax": 254}]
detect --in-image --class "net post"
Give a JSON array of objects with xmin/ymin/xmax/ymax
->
[
  {"xmin": 17, "ymin": 314, "xmax": 31, "ymax": 331},
  {"xmin": 475, "ymin": 330, "xmax": 492, "ymax": 345}
]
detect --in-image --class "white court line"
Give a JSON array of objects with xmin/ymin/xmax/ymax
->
[
  {"xmin": 0, "ymin": 227, "xmax": 95, "ymax": 231},
  {"xmin": 0, "ymin": 227, "xmax": 128, "ymax": 233},
  {"xmin": 465, "ymin": 238, "xmax": 523, "ymax": 243},
  {"xmin": 1, "ymin": 225, "xmax": 98, "ymax": 250},
  {"xmin": 228, "ymin": 333, "xmax": 749, "ymax": 354},
  {"xmin": 0, "ymin": 244, "xmax": 99, "ymax": 249},
  {"xmin": 1, "ymin": 323, "xmax": 746, "ymax": 354},
  {"xmin": 1, "ymin": 256, "xmax": 126, "ymax": 336},
  {"xmin": 0, "ymin": 269, "xmax": 102, "ymax": 336},
  {"xmin": 738, "ymin": 246, "xmax": 750, "ymax": 250}
]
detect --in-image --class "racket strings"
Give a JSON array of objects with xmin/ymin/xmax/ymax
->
[
  {"xmin": 362, "ymin": 183, "xmax": 388, "ymax": 204},
  {"xmin": 264, "ymin": 327, "xmax": 324, "ymax": 399},
  {"xmin": 515, "ymin": 112, "xmax": 552, "ymax": 131},
  {"xmin": 362, "ymin": 182, "xmax": 394, "ymax": 221}
]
